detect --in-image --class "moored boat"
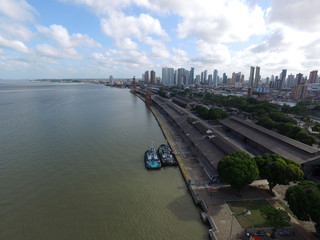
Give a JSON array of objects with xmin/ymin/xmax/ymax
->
[
  {"xmin": 144, "ymin": 144, "xmax": 161, "ymax": 170},
  {"xmin": 157, "ymin": 144, "xmax": 177, "ymax": 166}
]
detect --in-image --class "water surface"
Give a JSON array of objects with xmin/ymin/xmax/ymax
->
[{"xmin": 0, "ymin": 81, "xmax": 207, "ymax": 240}]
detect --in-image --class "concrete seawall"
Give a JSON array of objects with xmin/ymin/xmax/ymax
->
[
  {"xmin": 149, "ymin": 104, "xmax": 218, "ymax": 240},
  {"xmin": 150, "ymin": 106, "xmax": 190, "ymax": 183}
]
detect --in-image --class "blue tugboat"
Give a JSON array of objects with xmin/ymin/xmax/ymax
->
[
  {"xmin": 144, "ymin": 144, "xmax": 161, "ymax": 170},
  {"xmin": 157, "ymin": 144, "xmax": 177, "ymax": 166}
]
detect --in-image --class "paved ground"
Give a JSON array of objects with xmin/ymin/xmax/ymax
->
[{"xmin": 149, "ymin": 103, "xmax": 318, "ymax": 240}]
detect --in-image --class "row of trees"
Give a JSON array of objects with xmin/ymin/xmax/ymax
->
[
  {"xmin": 256, "ymin": 116, "xmax": 317, "ymax": 146},
  {"xmin": 218, "ymin": 151, "xmax": 320, "ymax": 233},
  {"xmin": 193, "ymin": 105, "xmax": 228, "ymax": 120},
  {"xmin": 200, "ymin": 92, "xmax": 318, "ymax": 146}
]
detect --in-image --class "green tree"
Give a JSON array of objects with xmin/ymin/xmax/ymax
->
[
  {"xmin": 217, "ymin": 151, "xmax": 259, "ymax": 193},
  {"xmin": 254, "ymin": 153, "xmax": 304, "ymax": 193},
  {"xmin": 285, "ymin": 181, "xmax": 320, "ymax": 234},
  {"xmin": 260, "ymin": 205, "xmax": 290, "ymax": 229},
  {"xmin": 256, "ymin": 116, "xmax": 274, "ymax": 130},
  {"xmin": 281, "ymin": 104, "xmax": 291, "ymax": 113},
  {"xmin": 295, "ymin": 131, "xmax": 317, "ymax": 146}
]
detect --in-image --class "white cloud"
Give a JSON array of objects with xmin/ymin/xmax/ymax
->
[
  {"xmin": 0, "ymin": 35, "xmax": 29, "ymax": 53},
  {"xmin": 34, "ymin": 24, "xmax": 101, "ymax": 61},
  {"xmin": 0, "ymin": 22, "xmax": 33, "ymax": 41},
  {"xmin": 115, "ymin": 38, "xmax": 138, "ymax": 50},
  {"xmin": 92, "ymin": 48, "xmax": 153, "ymax": 72},
  {"xmin": 169, "ymin": 48, "xmax": 189, "ymax": 68},
  {"xmin": 71, "ymin": 33, "xmax": 102, "ymax": 48},
  {"xmin": 144, "ymin": 37, "xmax": 170, "ymax": 59},
  {"xmin": 59, "ymin": 0, "xmax": 132, "ymax": 15},
  {"xmin": 35, "ymin": 44, "xmax": 82, "ymax": 60},
  {"xmin": 101, "ymin": 12, "xmax": 168, "ymax": 41},
  {"xmin": 267, "ymin": 0, "xmax": 320, "ymax": 32},
  {"xmin": 0, "ymin": 0, "xmax": 36, "ymax": 22},
  {"xmin": 174, "ymin": 0, "xmax": 265, "ymax": 43},
  {"xmin": 192, "ymin": 40, "xmax": 231, "ymax": 66},
  {"xmin": 36, "ymin": 24, "xmax": 100, "ymax": 48}
]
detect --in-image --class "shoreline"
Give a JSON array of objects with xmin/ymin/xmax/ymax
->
[
  {"xmin": 134, "ymin": 91, "xmax": 219, "ymax": 239},
  {"xmin": 133, "ymin": 91, "xmax": 316, "ymax": 240}
]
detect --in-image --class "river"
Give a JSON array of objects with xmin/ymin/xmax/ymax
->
[{"xmin": 0, "ymin": 81, "xmax": 207, "ymax": 240}]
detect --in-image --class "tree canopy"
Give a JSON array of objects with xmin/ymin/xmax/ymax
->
[
  {"xmin": 217, "ymin": 151, "xmax": 259, "ymax": 192},
  {"xmin": 260, "ymin": 205, "xmax": 290, "ymax": 229},
  {"xmin": 193, "ymin": 105, "xmax": 228, "ymax": 120},
  {"xmin": 198, "ymin": 92, "xmax": 318, "ymax": 146},
  {"xmin": 285, "ymin": 181, "xmax": 320, "ymax": 233},
  {"xmin": 254, "ymin": 153, "xmax": 304, "ymax": 193}
]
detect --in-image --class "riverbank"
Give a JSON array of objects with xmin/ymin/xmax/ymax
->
[
  {"xmin": 148, "ymin": 103, "xmax": 222, "ymax": 239},
  {"xmin": 138, "ymin": 92, "xmax": 313, "ymax": 240}
]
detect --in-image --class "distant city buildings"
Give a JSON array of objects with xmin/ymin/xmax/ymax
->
[{"xmin": 137, "ymin": 65, "xmax": 320, "ymax": 103}]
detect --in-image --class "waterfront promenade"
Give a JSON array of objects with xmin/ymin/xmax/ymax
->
[
  {"xmin": 150, "ymin": 104, "xmax": 245, "ymax": 239},
  {"xmin": 147, "ymin": 97, "xmax": 314, "ymax": 240}
]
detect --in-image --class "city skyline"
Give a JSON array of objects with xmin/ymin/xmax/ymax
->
[{"xmin": 1, "ymin": 0, "xmax": 320, "ymax": 79}]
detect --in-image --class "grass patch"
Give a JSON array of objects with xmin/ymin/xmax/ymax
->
[
  {"xmin": 227, "ymin": 199, "xmax": 273, "ymax": 228},
  {"xmin": 275, "ymin": 199, "xmax": 298, "ymax": 221}
]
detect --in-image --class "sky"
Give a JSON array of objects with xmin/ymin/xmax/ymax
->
[{"xmin": 0, "ymin": 0, "xmax": 320, "ymax": 80}]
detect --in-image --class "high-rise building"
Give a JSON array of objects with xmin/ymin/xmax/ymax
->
[
  {"xmin": 184, "ymin": 69, "xmax": 190, "ymax": 86},
  {"xmin": 295, "ymin": 73, "xmax": 304, "ymax": 86},
  {"xmin": 279, "ymin": 69, "xmax": 287, "ymax": 90},
  {"xmin": 236, "ymin": 72, "xmax": 241, "ymax": 82},
  {"xmin": 287, "ymin": 74, "xmax": 295, "ymax": 88},
  {"xmin": 213, "ymin": 69, "xmax": 218, "ymax": 87},
  {"xmin": 309, "ymin": 70, "xmax": 318, "ymax": 84},
  {"xmin": 195, "ymin": 75, "xmax": 200, "ymax": 85},
  {"xmin": 174, "ymin": 70, "xmax": 177, "ymax": 85},
  {"xmin": 150, "ymin": 70, "xmax": 156, "ymax": 84},
  {"xmin": 231, "ymin": 72, "xmax": 236, "ymax": 85},
  {"xmin": 249, "ymin": 66, "xmax": 255, "ymax": 88},
  {"xmin": 241, "ymin": 74, "xmax": 244, "ymax": 83},
  {"xmin": 189, "ymin": 67, "xmax": 195, "ymax": 85},
  {"xmin": 292, "ymin": 83, "xmax": 308, "ymax": 101},
  {"xmin": 177, "ymin": 68, "xmax": 189, "ymax": 87},
  {"xmin": 177, "ymin": 68, "xmax": 184, "ymax": 87},
  {"xmin": 254, "ymin": 66, "xmax": 260, "ymax": 88},
  {"xmin": 162, "ymin": 67, "xmax": 174, "ymax": 86},
  {"xmin": 208, "ymin": 74, "xmax": 213, "ymax": 87},
  {"xmin": 265, "ymin": 77, "xmax": 270, "ymax": 85},
  {"xmin": 204, "ymin": 70, "xmax": 207, "ymax": 84},
  {"xmin": 144, "ymin": 71, "xmax": 149, "ymax": 83},
  {"xmin": 223, "ymin": 73, "xmax": 227, "ymax": 84}
]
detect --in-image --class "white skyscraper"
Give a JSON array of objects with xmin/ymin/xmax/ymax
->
[
  {"xmin": 213, "ymin": 69, "xmax": 218, "ymax": 87},
  {"xmin": 162, "ymin": 67, "xmax": 174, "ymax": 86}
]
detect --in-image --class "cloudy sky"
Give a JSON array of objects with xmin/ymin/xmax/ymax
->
[{"xmin": 0, "ymin": 0, "xmax": 320, "ymax": 80}]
